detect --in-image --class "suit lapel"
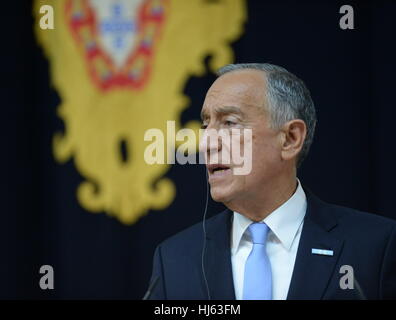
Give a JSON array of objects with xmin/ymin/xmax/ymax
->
[
  {"xmin": 204, "ymin": 210, "xmax": 236, "ymax": 300},
  {"xmin": 202, "ymin": 191, "xmax": 344, "ymax": 300},
  {"xmin": 287, "ymin": 191, "xmax": 344, "ymax": 299}
]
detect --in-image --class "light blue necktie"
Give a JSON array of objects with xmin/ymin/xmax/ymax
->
[{"xmin": 243, "ymin": 222, "xmax": 272, "ymax": 300}]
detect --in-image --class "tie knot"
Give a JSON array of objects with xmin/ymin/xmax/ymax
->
[{"xmin": 248, "ymin": 223, "xmax": 269, "ymax": 244}]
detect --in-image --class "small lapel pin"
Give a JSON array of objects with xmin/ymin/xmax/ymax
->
[{"xmin": 311, "ymin": 248, "xmax": 334, "ymax": 256}]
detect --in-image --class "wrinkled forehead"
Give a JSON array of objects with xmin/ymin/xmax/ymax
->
[
  {"xmin": 205, "ymin": 70, "xmax": 266, "ymax": 105},
  {"xmin": 205, "ymin": 88, "xmax": 256, "ymax": 104},
  {"xmin": 201, "ymin": 74, "xmax": 267, "ymax": 119}
]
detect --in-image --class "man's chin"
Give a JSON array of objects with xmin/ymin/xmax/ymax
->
[{"xmin": 209, "ymin": 188, "xmax": 233, "ymax": 204}]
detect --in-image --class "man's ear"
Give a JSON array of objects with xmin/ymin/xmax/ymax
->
[{"xmin": 280, "ymin": 119, "xmax": 307, "ymax": 162}]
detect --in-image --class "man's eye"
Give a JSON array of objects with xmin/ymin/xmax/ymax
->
[{"xmin": 224, "ymin": 120, "xmax": 236, "ymax": 126}]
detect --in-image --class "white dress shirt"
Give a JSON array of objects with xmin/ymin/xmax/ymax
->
[{"xmin": 231, "ymin": 180, "xmax": 307, "ymax": 300}]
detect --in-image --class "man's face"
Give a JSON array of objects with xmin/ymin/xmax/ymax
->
[{"xmin": 199, "ymin": 69, "xmax": 284, "ymax": 207}]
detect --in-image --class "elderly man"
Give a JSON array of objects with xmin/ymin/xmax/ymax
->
[{"xmin": 147, "ymin": 63, "xmax": 396, "ymax": 300}]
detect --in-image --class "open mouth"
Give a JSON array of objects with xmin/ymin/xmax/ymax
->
[{"xmin": 207, "ymin": 164, "xmax": 231, "ymax": 175}]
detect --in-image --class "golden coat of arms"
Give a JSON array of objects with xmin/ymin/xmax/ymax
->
[{"xmin": 34, "ymin": 0, "xmax": 246, "ymax": 224}]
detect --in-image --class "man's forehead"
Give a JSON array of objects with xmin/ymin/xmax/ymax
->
[
  {"xmin": 207, "ymin": 69, "xmax": 266, "ymax": 97},
  {"xmin": 200, "ymin": 105, "xmax": 242, "ymax": 119},
  {"xmin": 202, "ymin": 90, "xmax": 264, "ymax": 115},
  {"xmin": 205, "ymin": 88, "xmax": 252, "ymax": 101},
  {"xmin": 201, "ymin": 71, "xmax": 267, "ymax": 118}
]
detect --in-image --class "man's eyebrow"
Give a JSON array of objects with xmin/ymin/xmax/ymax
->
[
  {"xmin": 214, "ymin": 105, "xmax": 243, "ymax": 116},
  {"xmin": 200, "ymin": 105, "xmax": 243, "ymax": 121}
]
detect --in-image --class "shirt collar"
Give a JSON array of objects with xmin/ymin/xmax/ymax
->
[{"xmin": 231, "ymin": 179, "xmax": 307, "ymax": 253}]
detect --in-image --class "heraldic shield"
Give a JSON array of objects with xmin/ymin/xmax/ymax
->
[{"xmin": 34, "ymin": 0, "xmax": 246, "ymax": 224}]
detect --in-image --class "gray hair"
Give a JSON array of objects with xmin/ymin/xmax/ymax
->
[{"xmin": 217, "ymin": 63, "xmax": 317, "ymax": 167}]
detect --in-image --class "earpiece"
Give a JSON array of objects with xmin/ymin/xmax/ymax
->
[{"xmin": 201, "ymin": 169, "xmax": 211, "ymax": 300}]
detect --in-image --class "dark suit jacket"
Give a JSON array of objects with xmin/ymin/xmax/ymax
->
[{"xmin": 148, "ymin": 191, "xmax": 396, "ymax": 299}]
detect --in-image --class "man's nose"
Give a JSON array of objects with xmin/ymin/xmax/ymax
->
[{"xmin": 199, "ymin": 127, "xmax": 222, "ymax": 156}]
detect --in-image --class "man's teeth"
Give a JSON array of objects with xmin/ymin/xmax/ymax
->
[{"xmin": 214, "ymin": 168, "xmax": 229, "ymax": 173}]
